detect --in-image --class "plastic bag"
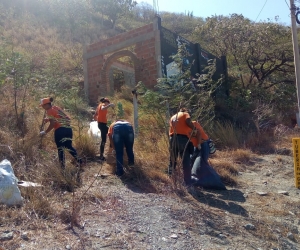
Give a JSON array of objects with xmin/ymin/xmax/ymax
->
[
  {"xmin": 0, "ymin": 159, "xmax": 23, "ymax": 206},
  {"xmin": 88, "ymin": 121, "xmax": 101, "ymax": 141}
]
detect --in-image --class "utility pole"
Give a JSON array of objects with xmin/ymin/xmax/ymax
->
[
  {"xmin": 290, "ymin": 0, "xmax": 300, "ymax": 125},
  {"xmin": 153, "ymin": 0, "xmax": 159, "ymax": 15}
]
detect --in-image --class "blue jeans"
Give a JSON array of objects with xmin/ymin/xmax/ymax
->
[
  {"xmin": 191, "ymin": 141, "xmax": 209, "ymax": 176},
  {"xmin": 54, "ymin": 127, "xmax": 80, "ymax": 169},
  {"xmin": 112, "ymin": 123, "xmax": 134, "ymax": 176}
]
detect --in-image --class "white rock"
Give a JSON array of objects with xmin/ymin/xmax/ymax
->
[
  {"xmin": 170, "ymin": 234, "xmax": 178, "ymax": 239},
  {"xmin": 278, "ymin": 190, "xmax": 289, "ymax": 195},
  {"xmin": 21, "ymin": 232, "xmax": 29, "ymax": 241},
  {"xmin": 256, "ymin": 191, "xmax": 268, "ymax": 196},
  {"xmin": 0, "ymin": 231, "xmax": 13, "ymax": 241}
]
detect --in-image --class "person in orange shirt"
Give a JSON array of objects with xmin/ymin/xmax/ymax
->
[
  {"xmin": 93, "ymin": 97, "xmax": 115, "ymax": 161},
  {"xmin": 108, "ymin": 119, "xmax": 134, "ymax": 177},
  {"xmin": 189, "ymin": 119, "xmax": 226, "ymax": 190},
  {"xmin": 39, "ymin": 97, "xmax": 82, "ymax": 169},
  {"xmin": 168, "ymin": 108, "xmax": 196, "ymax": 185},
  {"xmin": 190, "ymin": 120, "xmax": 210, "ymax": 164}
]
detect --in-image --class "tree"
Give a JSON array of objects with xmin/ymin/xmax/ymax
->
[
  {"xmin": 137, "ymin": 44, "xmax": 222, "ymax": 133},
  {"xmin": 194, "ymin": 14, "xmax": 296, "ymax": 121},
  {"xmin": 195, "ymin": 14, "xmax": 294, "ymax": 90},
  {"xmin": 160, "ymin": 12, "xmax": 204, "ymax": 40},
  {"xmin": 132, "ymin": 2, "xmax": 155, "ymax": 22},
  {"xmin": 90, "ymin": 0, "xmax": 137, "ymax": 29}
]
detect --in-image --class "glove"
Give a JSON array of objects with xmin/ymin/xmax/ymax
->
[
  {"xmin": 40, "ymin": 131, "xmax": 46, "ymax": 136},
  {"xmin": 197, "ymin": 144, "xmax": 201, "ymax": 150}
]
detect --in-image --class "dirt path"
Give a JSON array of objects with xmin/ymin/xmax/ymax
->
[{"xmin": 1, "ymin": 151, "xmax": 300, "ymax": 250}]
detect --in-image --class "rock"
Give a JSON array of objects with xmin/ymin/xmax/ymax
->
[
  {"xmin": 21, "ymin": 232, "xmax": 29, "ymax": 241},
  {"xmin": 278, "ymin": 190, "xmax": 289, "ymax": 195},
  {"xmin": 288, "ymin": 211, "xmax": 295, "ymax": 216},
  {"xmin": 265, "ymin": 171, "xmax": 272, "ymax": 176},
  {"xmin": 274, "ymin": 228, "xmax": 281, "ymax": 233},
  {"xmin": 218, "ymin": 234, "xmax": 226, "ymax": 239},
  {"xmin": 287, "ymin": 232, "xmax": 295, "ymax": 241},
  {"xmin": 66, "ymin": 245, "xmax": 71, "ymax": 249},
  {"xmin": 170, "ymin": 234, "xmax": 178, "ymax": 239},
  {"xmin": 291, "ymin": 227, "xmax": 299, "ymax": 234},
  {"xmin": 244, "ymin": 224, "xmax": 255, "ymax": 230},
  {"xmin": 256, "ymin": 192, "xmax": 268, "ymax": 196},
  {"xmin": 0, "ymin": 231, "xmax": 13, "ymax": 241}
]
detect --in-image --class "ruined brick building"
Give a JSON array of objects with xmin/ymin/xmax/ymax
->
[{"xmin": 83, "ymin": 16, "xmax": 227, "ymax": 105}]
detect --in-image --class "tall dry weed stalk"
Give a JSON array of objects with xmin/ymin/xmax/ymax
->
[{"xmin": 210, "ymin": 121, "xmax": 242, "ymax": 149}]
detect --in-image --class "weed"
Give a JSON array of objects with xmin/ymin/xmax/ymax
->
[
  {"xmin": 210, "ymin": 121, "xmax": 243, "ymax": 149},
  {"xmin": 231, "ymin": 149, "xmax": 252, "ymax": 164}
]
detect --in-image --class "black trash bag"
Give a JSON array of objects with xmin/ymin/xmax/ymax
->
[{"xmin": 191, "ymin": 155, "xmax": 226, "ymax": 190}]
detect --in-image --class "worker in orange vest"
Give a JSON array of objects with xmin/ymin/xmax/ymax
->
[
  {"xmin": 189, "ymin": 119, "xmax": 210, "ymax": 165},
  {"xmin": 94, "ymin": 97, "xmax": 115, "ymax": 160},
  {"xmin": 168, "ymin": 108, "xmax": 196, "ymax": 185},
  {"xmin": 39, "ymin": 97, "xmax": 82, "ymax": 169}
]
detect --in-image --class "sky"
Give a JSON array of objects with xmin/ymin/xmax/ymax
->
[{"xmin": 135, "ymin": 0, "xmax": 292, "ymax": 25}]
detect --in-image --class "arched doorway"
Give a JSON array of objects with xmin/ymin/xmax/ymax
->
[{"xmin": 101, "ymin": 50, "xmax": 141, "ymax": 94}]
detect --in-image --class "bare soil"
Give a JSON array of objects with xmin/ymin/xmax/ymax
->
[{"xmin": 1, "ymin": 149, "xmax": 300, "ymax": 250}]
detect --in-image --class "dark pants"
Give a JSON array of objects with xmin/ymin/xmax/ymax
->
[
  {"xmin": 54, "ymin": 127, "xmax": 80, "ymax": 169},
  {"xmin": 112, "ymin": 123, "xmax": 134, "ymax": 176},
  {"xmin": 98, "ymin": 122, "xmax": 108, "ymax": 156},
  {"xmin": 191, "ymin": 141, "xmax": 209, "ymax": 176},
  {"xmin": 168, "ymin": 134, "xmax": 193, "ymax": 185}
]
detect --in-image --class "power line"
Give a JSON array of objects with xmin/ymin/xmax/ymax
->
[
  {"xmin": 285, "ymin": 0, "xmax": 290, "ymax": 8},
  {"xmin": 255, "ymin": 0, "xmax": 268, "ymax": 22}
]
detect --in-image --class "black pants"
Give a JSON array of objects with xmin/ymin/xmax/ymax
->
[
  {"xmin": 168, "ymin": 134, "xmax": 193, "ymax": 185},
  {"xmin": 98, "ymin": 122, "xmax": 108, "ymax": 156},
  {"xmin": 54, "ymin": 127, "xmax": 80, "ymax": 168}
]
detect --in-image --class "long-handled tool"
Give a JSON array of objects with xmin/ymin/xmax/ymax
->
[{"xmin": 39, "ymin": 110, "xmax": 47, "ymax": 148}]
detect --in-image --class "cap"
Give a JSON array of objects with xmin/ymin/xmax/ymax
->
[{"xmin": 40, "ymin": 97, "xmax": 52, "ymax": 106}]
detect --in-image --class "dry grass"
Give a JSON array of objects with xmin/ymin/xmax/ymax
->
[
  {"xmin": 209, "ymin": 158, "xmax": 239, "ymax": 186},
  {"xmin": 22, "ymin": 188, "xmax": 54, "ymax": 219},
  {"xmin": 245, "ymin": 131, "xmax": 276, "ymax": 153},
  {"xmin": 210, "ymin": 121, "xmax": 242, "ymax": 149},
  {"xmin": 231, "ymin": 148, "xmax": 252, "ymax": 163},
  {"xmin": 74, "ymin": 133, "xmax": 98, "ymax": 162}
]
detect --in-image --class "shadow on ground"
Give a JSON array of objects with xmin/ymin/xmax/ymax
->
[
  {"xmin": 191, "ymin": 188, "xmax": 248, "ymax": 217},
  {"xmin": 119, "ymin": 166, "xmax": 160, "ymax": 194}
]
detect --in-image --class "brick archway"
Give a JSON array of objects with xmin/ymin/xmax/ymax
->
[
  {"xmin": 83, "ymin": 17, "xmax": 161, "ymax": 105},
  {"xmin": 101, "ymin": 50, "xmax": 141, "ymax": 94}
]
